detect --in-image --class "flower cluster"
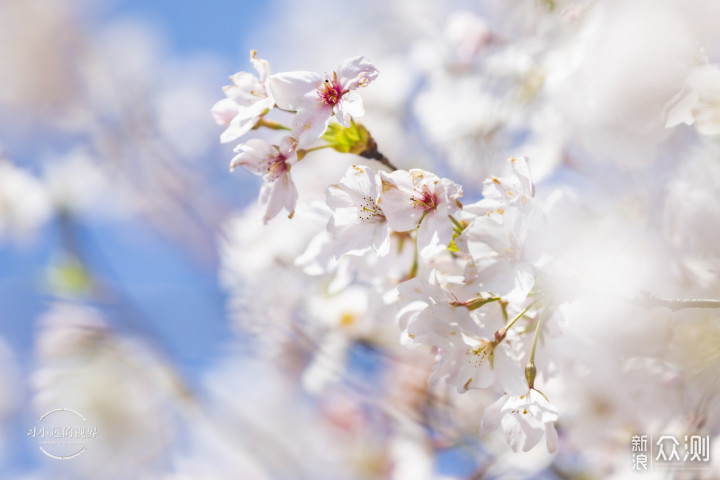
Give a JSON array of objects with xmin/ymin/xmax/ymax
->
[
  {"xmin": 214, "ymin": 53, "xmax": 562, "ymax": 453},
  {"xmin": 213, "ymin": 51, "xmax": 379, "ymax": 223}
]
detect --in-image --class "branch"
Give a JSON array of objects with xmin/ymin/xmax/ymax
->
[
  {"xmin": 635, "ymin": 291, "xmax": 720, "ymax": 311},
  {"xmin": 359, "ymin": 137, "xmax": 398, "ymax": 171}
]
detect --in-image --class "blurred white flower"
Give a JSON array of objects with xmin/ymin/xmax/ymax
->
[
  {"xmin": 665, "ymin": 63, "xmax": 720, "ymax": 135},
  {"xmin": 480, "ymin": 389, "xmax": 559, "ymax": 453},
  {"xmin": 32, "ymin": 303, "xmax": 182, "ymax": 479},
  {"xmin": 0, "ymin": 161, "xmax": 51, "ymax": 245}
]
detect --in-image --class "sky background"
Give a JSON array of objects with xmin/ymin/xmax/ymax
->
[
  {"xmin": 0, "ymin": 2, "xmax": 280, "ymax": 472},
  {"xmin": 0, "ymin": 0, "xmax": 267, "ymax": 367}
]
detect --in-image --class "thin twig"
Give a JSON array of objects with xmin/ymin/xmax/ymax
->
[{"xmin": 636, "ymin": 291, "xmax": 720, "ymax": 311}]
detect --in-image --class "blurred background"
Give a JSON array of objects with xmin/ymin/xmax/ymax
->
[{"xmin": 2, "ymin": 0, "xmax": 720, "ymax": 478}]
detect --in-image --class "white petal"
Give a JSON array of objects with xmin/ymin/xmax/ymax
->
[
  {"xmin": 326, "ymin": 184, "xmax": 353, "ymax": 210},
  {"xmin": 225, "ymin": 72, "xmax": 262, "ymax": 104},
  {"xmin": 545, "ymin": 422, "xmax": 558, "ymax": 453},
  {"xmin": 259, "ymin": 171, "xmax": 297, "ymax": 224},
  {"xmin": 329, "ymin": 217, "xmax": 375, "ymax": 257},
  {"xmin": 295, "ymin": 231, "xmax": 335, "ymax": 275},
  {"xmin": 510, "ymin": 156, "xmax": 534, "ymax": 198},
  {"xmin": 377, "ymin": 171, "xmax": 424, "ymax": 232},
  {"xmin": 418, "ymin": 212, "xmax": 454, "ymax": 258},
  {"xmin": 249, "ymin": 50, "xmax": 271, "ymax": 82},
  {"xmin": 219, "ymin": 99, "xmax": 271, "ymax": 143},
  {"xmin": 336, "ymin": 56, "xmax": 379, "ymax": 90},
  {"xmin": 495, "ymin": 346, "xmax": 528, "ymax": 396},
  {"xmin": 501, "ymin": 413, "xmax": 545, "ymax": 452},
  {"xmin": 508, "ymin": 261, "xmax": 535, "ymax": 304},
  {"xmin": 229, "ymin": 139, "xmax": 276, "ymax": 174},
  {"xmin": 268, "ymin": 71, "xmax": 322, "ymax": 110},
  {"xmin": 664, "ymin": 88, "xmax": 698, "ymax": 128},
  {"xmin": 529, "ymin": 390, "xmax": 560, "ymax": 423},
  {"xmin": 329, "ymin": 164, "xmax": 378, "ymax": 207},
  {"xmin": 478, "ymin": 394, "xmax": 506, "ymax": 436},
  {"xmin": 211, "ymin": 98, "xmax": 239, "ymax": 127},
  {"xmin": 335, "ymin": 92, "xmax": 364, "ymax": 126},
  {"xmin": 372, "ymin": 223, "xmax": 390, "ymax": 256},
  {"xmin": 292, "ymin": 104, "xmax": 332, "ymax": 148}
]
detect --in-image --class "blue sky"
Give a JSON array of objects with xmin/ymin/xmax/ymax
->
[
  {"xmin": 0, "ymin": 0, "xmax": 277, "ymax": 396},
  {"xmin": 104, "ymin": 0, "xmax": 272, "ymax": 60}
]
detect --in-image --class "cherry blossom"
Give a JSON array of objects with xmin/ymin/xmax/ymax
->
[
  {"xmin": 479, "ymin": 389, "xmax": 559, "ymax": 453},
  {"xmin": 230, "ymin": 136, "xmax": 298, "ymax": 223},
  {"xmin": 268, "ymin": 56, "xmax": 379, "ymax": 147},
  {"xmin": 212, "ymin": 50, "xmax": 274, "ymax": 143},
  {"xmin": 469, "ymin": 156, "xmax": 535, "ymax": 216},
  {"xmin": 326, "ymin": 164, "xmax": 389, "ymax": 259},
  {"xmin": 431, "ymin": 305, "xmax": 528, "ymax": 396},
  {"xmin": 378, "ymin": 169, "xmax": 463, "ymax": 258},
  {"xmin": 396, "ymin": 276, "xmax": 470, "ymax": 347},
  {"xmin": 458, "ymin": 207, "xmax": 545, "ymax": 304}
]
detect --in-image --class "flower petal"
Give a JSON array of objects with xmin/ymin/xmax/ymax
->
[
  {"xmin": 211, "ymin": 98, "xmax": 240, "ymax": 129},
  {"xmin": 249, "ymin": 50, "xmax": 271, "ymax": 82},
  {"xmin": 335, "ymin": 92, "xmax": 364, "ymax": 126},
  {"xmin": 268, "ymin": 71, "xmax": 322, "ymax": 110},
  {"xmin": 229, "ymin": 139, "xmax": 276, "ymax": 174},
  {"xmin": 336, "ymin": 56, "xmax": 379, "ymax": 90},
  {"xmin": 501, "ymin": 412, "xmax": 545, "ymax": 452},
  {"xmin": 259, "ymin": 170, "xmax": 297, "ymax": 224},
  {"xmin": 292, "ymin": 104, "xmax": 332, "ymax": 148}
]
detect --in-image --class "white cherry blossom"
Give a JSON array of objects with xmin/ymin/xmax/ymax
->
[
  {"xmin": 469, "ymin": 156, "xmax": 535, "ymax": 216},
  {"xmin": 431, "ymin": 305, "xmax": 528, "ymax": 396},
  {"xmin": 479, "ymin": 389, "xmax": 559, "ymax": 453},
  {"xmin": 459, "ymin": 206, "xmax": 544, "ymax": 304},
  {"xmin": 268, "ymin": 56, "xmax": 379, "ymax": 147},
  {"xmin": 378, "ymin": 169, "xmax": 463, "ymax": 258},
  {"xmin": 326, "ymin": 164, "xmax": 389, "ymax": 258},
  {"xmin": 230, "ymin": 136, "xmax": 298, "ymax": 223},
  {"xmin": 212, "ymin": 50, "xmax": 274, "ymax": 143}
]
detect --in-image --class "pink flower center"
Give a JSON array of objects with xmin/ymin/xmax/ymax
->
[
  {"xmin": 412, "ymin": 188, "xmax": 439, "ymax": 211},
  {"xmin": 318, "ymin": 72, "xmax": 348, "ymax": 106},
  {"xmin": 263, "ymin": 153, "xmax": 289, "ymax": 181}
]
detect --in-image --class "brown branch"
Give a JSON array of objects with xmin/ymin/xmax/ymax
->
[{"xmin": 359, "ymin": 137, "xmax": 398, "ymax": 171}]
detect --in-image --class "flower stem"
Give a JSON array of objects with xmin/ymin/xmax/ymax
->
[
  {"xmin": 303, "ymin": 145, "xmax": 333, "ymax": 153},
  {"xmin": 448, "ymin": 214, "xmax": 465, "ymax": 233},
  {"xmin": 273, "ymin": 105, "xmax": 297, "ymax": 114},
  {"xmin": 525, "ymin": 309, "xmax": 546, "ymax": 389},
  {"xmin": 451, "ymin": 296, "xmax": 500, "ymax": 311},
  {"xmin": 407, "ymin": 230, "xmax": 419, "ymax": 280},
  {"xmin": 253, "ymin": 118, "xmax": 291, "ymax": 131},
  {"xmin": 494, "ymin": 300, "xmax": 537, "ymax": 343}
]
